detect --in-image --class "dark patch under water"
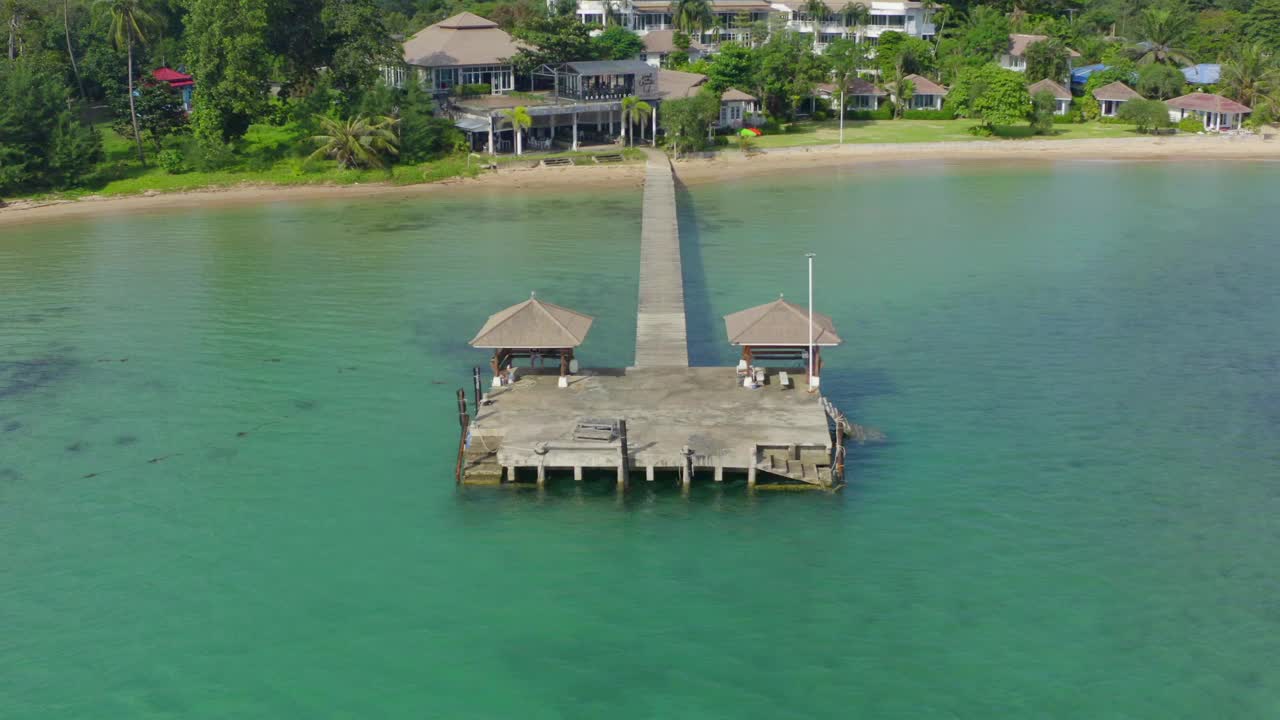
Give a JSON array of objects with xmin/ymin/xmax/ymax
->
[
  {"xmin": 291, "ymin": 399, "xmax": 317, "ymax": 411},
  {"xmin": 3, "ymin": 419, "xmax": 21, "ymax": 433},
  {"xmin": 65, "ymin": 440, "xmax": 87, "ymax": 453},
  {"xmin": 114, "ymin": 435, "xmax": 139, "ymax": 446},
  {"xmin": 0, "ymin": 354, "xmax": 80, "ymax": 400}
]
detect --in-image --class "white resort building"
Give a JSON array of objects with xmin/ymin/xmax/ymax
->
[
  {"xmin": 562, "ymin": 0, "xmax": 936, "ymax": 50},
  {"xmin": 399, "ymin": 12, "xmax": 522, "ymax": 94}
]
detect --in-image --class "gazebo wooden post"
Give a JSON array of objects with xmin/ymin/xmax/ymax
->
[
  {"xmin": 490, "ymin": 350, "xmax": 502, "ymax": 387},
  {"xmin": 558, "ymin": 347, "xmax": 570, "ymax": 388}
]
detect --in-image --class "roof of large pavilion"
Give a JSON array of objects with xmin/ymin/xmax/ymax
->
[
  {"xmin": 724, "ymin": 297, "xmax": 842, "ymax": 347},
  {"xmin": 469, "ymin": 295, "xmax": 595, "ymax": 349}
]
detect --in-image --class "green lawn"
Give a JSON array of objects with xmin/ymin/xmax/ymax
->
[
  {"xmin": 746, "ymin": 119, "xmax": 1146, "ymax": 149},
  {"xmin": 20, "ymin": 124, "xmax": 644, "ymax": 201},
  {"xmin": 29, "ymin": 124, "xmax": 482, "ymax": 200}
]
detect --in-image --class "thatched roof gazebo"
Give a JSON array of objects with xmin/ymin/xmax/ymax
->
[
  {"xmin": 470, "ymin": 294, "xmax": 593, "ymax": 388},
  {"xmin": 724, "ymin": 297, "xmax": 841, "ymax": 387}
]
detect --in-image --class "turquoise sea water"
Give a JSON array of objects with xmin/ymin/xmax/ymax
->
[{"xmin": 3, "ymin": 161, "xmax": 1279, "ymax": 718}]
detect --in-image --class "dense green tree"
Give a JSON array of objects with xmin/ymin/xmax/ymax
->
[
  {"xmin": 1187, "ymin": 9, "xmax": 1245, "ymax": 62},
  {"xmin": 398, "ymin": 80, "xmax": 463, "ymax": 162},
  {"xmin": 509, "ymin": 13, "xmax": 598, "ymax": 74},
  {"xmin": 1029, "ymin": 89, "xmax": 1056, "ymax": 133},
  {"xmin": 0, "ymin": 61, "xmax": 100, "ymax": 193},
  {"xmin": 110, "ymin": 82, "xmax": 187, "ymax": 149},
  {"xmin": 875, "ymin": 30, "xmax": 932, "ymax": 78},
  {"xmin": 1247, "ymin": 0, "xmax": 1280, "ymax": 49},
  {"xmin": 658, "ymin": 88, "xmax": 719, "ymax": 155},
  {"xmin": 959, "ymin": 5, "xmax": 1011, "ymax": 61},
  {"xmin": 321, "ymin": 0, "xmax": 396, "ymax": 92},
  {"xmin": 705, "ymin": 41, "xmax": 756, "ymax": 93},
  {"xmin": 1023, "ymin": 36, "xmax": 1070, "ymax": 82},
  {"xmin": 948, "ymin": 63, "xmax": 1029, "ymax": 128},
  {"xmin": 1136, "ymin": 62, "xmax": 1184, "ymax": 99},
  {"xmin": 755, "ymin": 29, "xmax": 828, "ymax": 117},
  {"xmin": 186, "ymin": 0, "xmax": 270, "ymax": 145},
  {"xmin": 1117, "ymin": 98, "xmax": 1172, "ymax": 132},
  {"xmin": 970, "ymin": 65, "xmax": 1030, "ymax": 128},
  {"xmin": 593, "ymin": 25, "xmax": 644, "ymax": 60}
]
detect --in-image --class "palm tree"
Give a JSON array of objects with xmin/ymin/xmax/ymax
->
[
  {"xmin": 501, "ymin": 105, "xmax": 532, "ymax": 155},
  {"xmin": 890, "ymin": 52, "xmax": 916, "ymax": 120},
  {"xmin": 838, "ymin": 1, "xmax": 870, "ymax": 42},
  {"xmin": 1220, "ymin": 44, "xmax": 1280, "ymax": 116},
  {"xmin": 96, "ymin": 0, "xmax": 155, "ymax": 163},
  {"xmin": 804, "ymin": 0, "xmax": 828, "ymax": 50},
  {"xmin": 673, "ymin": 0, "xmax": 712, "ymax": 39},
  {"xmin": 621, "ymin": 96, "xmax": 652, "ymax": 146},
  {"xmin": 309, "ymin": 115, "xmax": 400, "ymax": 169},
  {"xmin": 1133, "ymin": 7, "xmax": 1193, "ymax": 66},
  {"xmin": 64, "ymin": 0, "xmax": 86, "ymax": 99},
  {"xmin": 825, "ymin": 37, "xmax": 866, "ymax": 143}
]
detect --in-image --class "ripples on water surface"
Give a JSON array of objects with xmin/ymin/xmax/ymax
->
[{"xmin": 2, "ymin": 163, "xmax": 1279, "ymax": 718}]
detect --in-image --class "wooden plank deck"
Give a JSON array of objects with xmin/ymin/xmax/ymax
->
[{"xmin": 633, "ymin": 149, "xmax": 689, "ymax": 368}]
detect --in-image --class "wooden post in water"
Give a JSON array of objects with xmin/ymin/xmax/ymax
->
[
  {"xmin": 472, "ymin": 367, "xmax": 482, "ymax": 414},
  {"xmin": 454, "ymin": 389, "xmax": 470, "ymax": 483},
  {"xmin": 747, "ymin": 446, "xmax": 757, "ymax": 489},
  {"xmin": 680, "ymin": 445, "xmax": 693, "ymax": 491},
  {"xmin": 617, "ymin": 420, "xmax": 630, "ymax": 491}
]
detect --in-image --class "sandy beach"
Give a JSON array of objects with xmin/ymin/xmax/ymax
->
[{"xmin": 3, "ymin": 134, "xmax": 1277, "ymax": 226}]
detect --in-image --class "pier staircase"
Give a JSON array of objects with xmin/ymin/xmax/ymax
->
[{"xmin": 756, "ymin": 446, "xmax": 833, "ymax": 487}]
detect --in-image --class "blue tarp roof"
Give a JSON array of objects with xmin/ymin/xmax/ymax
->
[
  {"xmin": 1071, "ymin": 64, "xmax": 1108, "ymax": 85},
  {"xmin": 1182, "ymin": 64, "xmax": 1221, "ymax": 84}
]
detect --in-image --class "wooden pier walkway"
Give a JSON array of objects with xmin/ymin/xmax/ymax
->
[{"xmin": 633, "ymin": 149, "xmax": 689, "ymax": 368}]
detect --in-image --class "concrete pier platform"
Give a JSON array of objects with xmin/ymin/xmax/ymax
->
[{"xmin": 466, "ymin": 368, "xmax": 832, "ymax": 484}]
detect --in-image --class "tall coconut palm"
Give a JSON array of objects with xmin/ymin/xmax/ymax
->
[
  {"xmin": 1133, "ymin": 6, "xmax": 1193, "ymax": 66},
  {"xmin": 804, "ymin": 0, "xmax": 829, "ymax": 50},
  {"xmin": 501, "ymin": 105, "xmax": 532, "ymax": 155},
  {"xmin": 621, "ymin": 95, "xmax": 652, "ymax": 146},
  {"xmin": 890, "ymin": 51, "xmax": 916, "ymax": 119},
  {"xmin": 673, "ymin": 0, "xmax": 712, "ymax": 39},
  {"xmin": 95, "ymin": 0, "xmax": 155, "ymax": 163},
  {"xmin": 1220, "ymin": 43, "xmax": 1280, "ymax": 115},
  {"xmin": 309, "ymin": 115, "xmax": 400, "ymax": 169},
  {"xmin": 63, "ymin": 0, "xmax": 85, "ymax": 99}
]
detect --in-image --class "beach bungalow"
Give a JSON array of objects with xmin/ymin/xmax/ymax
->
[
  {"xmin": 1166, "ymin": 92, "xmax": 1251, "ymax": 131},
  {"xmin": 470, "ymin": 294, "xmax": 594, "ymax": 389},
  {"xmin": 1027, "ymin": 78, "xmax": 1071, "ymax": 115},
  {"xmin": 719, "ymin": 88, "xmax": 758, "ymax": 129},
  {"xmin": 638, "ymin": 29, "xmax": 708, "ymax": 67},
  {"xmin": 895, "ymin": 74, "xmax": 947, "ymax": 110},
  {"xmin": 724, "ymin": 297, "xmax": 842, "ymax": 389},
  {"xmin": 816, "ymin": 78, "xmax": 886, "ymax": 111},
  {"xmin": 151, "ymin": 67, "xmax": 194, "ymax": 112},
  {"xmin": 400, "ymin": 12, "xmax": 521, "ymax": 94},
  {"xmin": 1093, "ymin": 81, "xmax": 1142, "ymax": 117},
  {"xmin": 998, "ymin": 34, "xmax": 1081, "ymax": 73}
]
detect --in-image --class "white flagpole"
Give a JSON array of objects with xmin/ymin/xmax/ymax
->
[{"xmin": 806, "ymin": 252, "xmax": 815, "ymax": 390}]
